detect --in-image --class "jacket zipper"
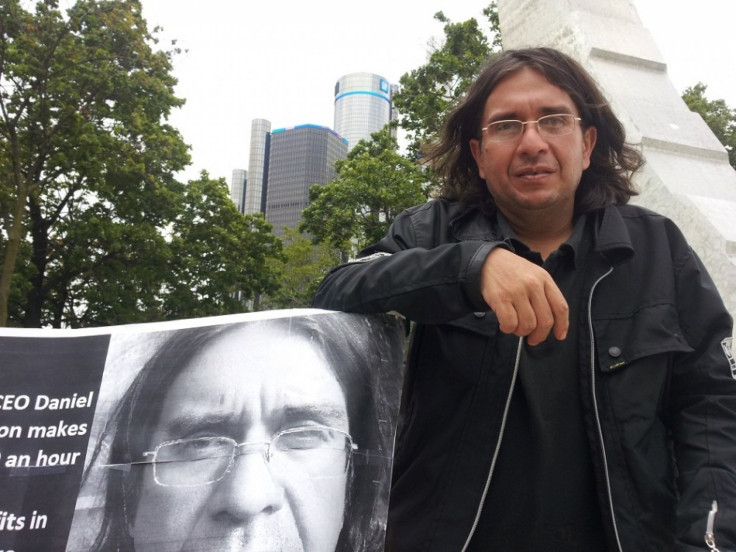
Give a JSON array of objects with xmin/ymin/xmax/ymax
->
[
  {"xmin": 705, "ymin": 500, "xmax": 720, "ymax": 551},
  {"xmin": 460, "ymin": 336, "xmax": 524, "ymax": 552},
  {"xmin": 459, "ymin": 264, "xmax": 622, "ymax": 551},
  {"xmin": 458, "ymin": 264, "xmax": 706, "ymax": 552},
  {"xmin": 587, "ymin": 266, "xmax": 625, "ymax": 552}
]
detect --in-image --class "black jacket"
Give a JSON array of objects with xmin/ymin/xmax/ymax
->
[{"xmin": 313, "ymin": 199, "xmax": 736, "ymax": 552}]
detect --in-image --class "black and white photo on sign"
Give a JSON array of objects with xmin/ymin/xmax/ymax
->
[{"xmin": 65, "ymin": 310, "xmax": 404, "ymax": 552}]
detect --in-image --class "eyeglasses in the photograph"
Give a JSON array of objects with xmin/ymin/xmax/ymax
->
[{"xmin": 142, "ymin": 425, "xmax": 357, "ymax": 487}]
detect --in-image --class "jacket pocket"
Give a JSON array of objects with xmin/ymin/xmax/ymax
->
[
  {"xmin": 435, "ymin": 311, "xmax": 499, "ymax": 384},
  {"xmin": 592, "ymin": 302, "xmax": 694, "ymax": 373}
]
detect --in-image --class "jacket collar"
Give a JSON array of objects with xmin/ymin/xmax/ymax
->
[
  {"xmin": 448, "ymin": 202, "xmax": 635, "ymax": 266},
  {"xmin": 592, "ymin": 205, "xmax": 635, "ymax": 265},
  {"xmin": 448, "ymin": 205, "xmax": 500, "ymax": 241}
]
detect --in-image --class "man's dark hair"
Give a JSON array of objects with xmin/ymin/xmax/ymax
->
[
  {"xmin": 425, "ymin": 47, "xmax": 643, "ymax": 215},
  {"xmin": 83, "ymin": 313, "xmax": 402, "ymax": 552}
]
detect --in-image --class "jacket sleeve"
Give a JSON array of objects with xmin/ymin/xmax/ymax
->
[
  {"xmin": 669, "ymin": 236, "xmax": 736, "ymax": 551},
  {"xmin": 312, "ymin": 206, "xmax": 503, "ymax": 324}
]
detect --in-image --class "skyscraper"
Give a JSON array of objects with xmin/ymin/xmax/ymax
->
[
  {"xmin": 244, "ymin": 118, "xmax": 271, "ymax": 216},
  {"xmin": 334, "ymin": 72, "xmax": 396, "ymax": 150},
  {"xmin": 264, "ymin": 124, "xmax": 348, "ymax": 236},
  {"xmin": 230, "ymin": 168, "xmax": 247, "ymax": 213}
]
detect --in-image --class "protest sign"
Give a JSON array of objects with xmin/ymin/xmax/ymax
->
[{"xmin": 0, "ymin": 310, "xmax": 404, "ymax": 552}]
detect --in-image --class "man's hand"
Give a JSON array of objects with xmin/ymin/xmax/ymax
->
[{"xmin": 480, "ymin": 248, "xmax": 569, "ymax": 346}]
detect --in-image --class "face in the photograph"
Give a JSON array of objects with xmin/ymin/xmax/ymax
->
[{"xmin": 132, "ymin": 326, "xmax": 351, "ymax": 551}]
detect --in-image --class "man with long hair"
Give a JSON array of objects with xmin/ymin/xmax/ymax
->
[{"xmin": 314, "ymin": 48, "xmax": 736, "ymax": 551}]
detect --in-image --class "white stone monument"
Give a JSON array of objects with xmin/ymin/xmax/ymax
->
[{"xmin": 498, "ymin": 0, "xmax": 736, "ymax": 330}]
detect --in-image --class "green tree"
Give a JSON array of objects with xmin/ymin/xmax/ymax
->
[
  {"xmin": 0, "ymin": 1, "xmax": 280, "ymax": 327},
  {"xmin": 682, "ymin": 82, "xmax": 736, "ymax": 169},
  {"xmin": 300, "ymin": 128, "xmax": 429, "ymax": 257},
  {"xmin": 162, "ymin": 173, "xmax": 283, "ymax": 321},
  {"xmin": 38, "ymin": 195, "xmax": 175, "ymax": 327},
  {"xmin": 392, "ymin": 2, "xmax": 501, "ymax": 159},
  {"xmin": 261, "ymin": 227, "xmax": 341, "ymax": 310},
  {"xmin": 18, "ymin": 172, "xmax": 283, "ymax": 327},
  {"xmin": 1, "ymin": 0, "xmax": 190, "ymax": 326}
]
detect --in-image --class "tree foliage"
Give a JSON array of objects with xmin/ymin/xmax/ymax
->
[
  {"xmin": 72, "ymin": 171, "xmax": 284, "ymax": 325},
  {"xmin": 300, "ymin": 129, "xmax": 429, "ymax": 257},
  {"xmin": 392, "ymin": 2, "xmax": 501, "ymax": 159},
  {"xmin": 261, "ymin": 227, "xmax": 341, "ymax": 310},
  {"xmin": 682, "ymin": 82, "xmax": 736, "ymax": 169},
  {"xmin": 161, "ymin": 173, "xmax": 283, "ymax": 322},
  {"xmin": 0, "ymin": 1, "xmax": 281, "ymax": 327}
]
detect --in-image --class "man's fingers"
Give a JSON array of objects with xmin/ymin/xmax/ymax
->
[
  {"xmin": 493, "ymin": 300, "xmax": 519, "ymax": 335},
  {"xmin": 526, "ymin": 291, "xmax": 555, "ymax": 346},
  {"xmin": 545, "ymin": 280, "xmax": 569, "ymax": 341},
  {"xmin": 481, "ymin": 248, "xmax": 569, "ymax": 344},
  {"xmin": 512, "ymin": 297, "xmax": 539, "ymax": 338}
]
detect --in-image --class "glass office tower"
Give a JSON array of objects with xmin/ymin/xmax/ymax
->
[
  {"xmin": 244, "ymin": 118, "xmax": 271, "ymax": 216},
  {"xmin": 334, "ymin": 72, "xmax": 395, "ymax": 150},
  {"xmin": 264, "ymin": 124, "xmax": 348, "ymax": 236},
  {"xmin": 230, "ymin": 168, "xmax": 247, "ymax": 213}
]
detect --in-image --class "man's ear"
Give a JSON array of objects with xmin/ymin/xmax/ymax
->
[
  {"xmin": 581, "ymin": 126, "xmax": 597, "ymax": 170},
  {"xmin": 469, "ymin": 138, "xmax": 486, "ymax": 180}
]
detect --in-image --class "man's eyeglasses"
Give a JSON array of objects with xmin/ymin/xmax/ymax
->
[
  {"xmin": 142, "ymin": 426, "xmax": 357, "ymax": 488},
  {"xmin": 481, "ymin": 113, "xmax": 582, "ymax": 142}
]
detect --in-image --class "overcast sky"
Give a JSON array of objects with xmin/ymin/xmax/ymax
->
[{"xmin": 137, "ymin": 0, "xmax": 736, "ymax": 184}]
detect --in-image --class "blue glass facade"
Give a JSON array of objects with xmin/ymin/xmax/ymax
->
[{"xmin": 264, "ymin": 125, "xmax": 348, "ymax": 236}]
